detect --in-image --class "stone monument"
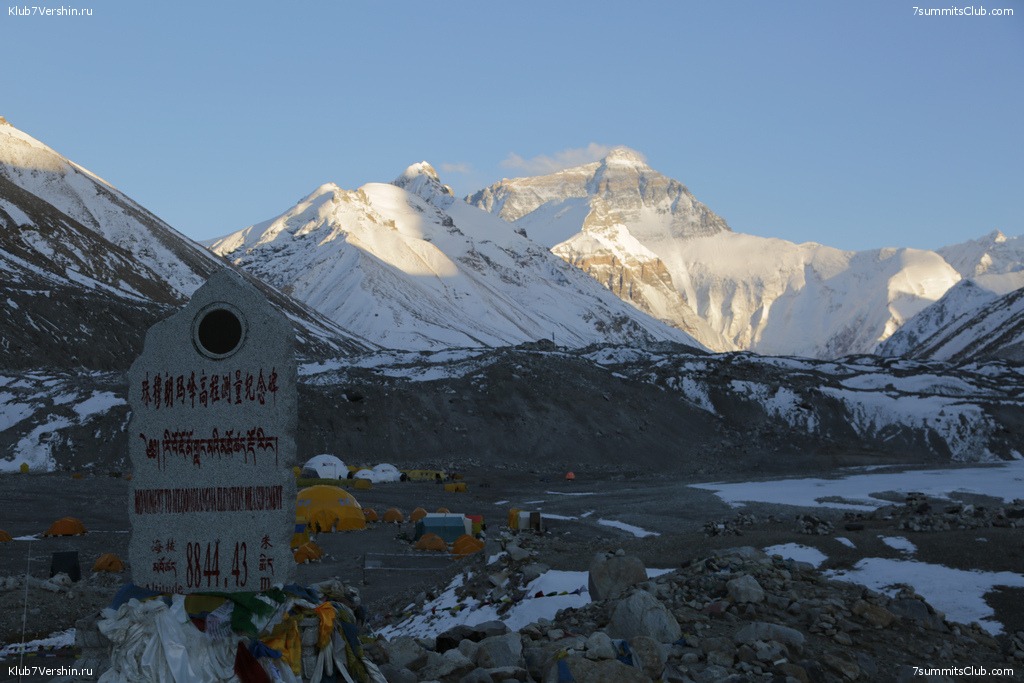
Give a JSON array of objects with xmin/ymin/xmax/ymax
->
[{"xmin": 126, "ymin": 270, "xmax": 296, "ymax": 593}]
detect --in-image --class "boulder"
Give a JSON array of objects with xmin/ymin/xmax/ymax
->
[
  {"xmin": 584, "ymin": 631, "xmax": 617, "ymax": 660},
  {"xmin": 386, "ymin": 636, "xmax": 429, "ymax": 670},
  {"xmin": 475, "ymin": 633, "xmax": 523, "ymax": 669},
  {"xmin": 420, "ymin": 648, "xmax": 476, "ymax": 681},
  {"xmin": 459, "ymin": 670, "xmax": 495, "ymax": 683},
  {"xmin": 436, "ymin": 625, "xmax": 476, "ymax": 653},
  {"xmin": 734, "ymin": 621, "xmax": 806, "ymax": 653},
  {"xmin": 852, "ymin": 600, "xmax": 896, "ymax": 628},
  {"xmin": 378, "ymin": 663, "xmax": 417, "ymax": 683},
  {"xmin": 484, "ymin": 666, "xmax": 530, "ymax": 682},
  {"xmin": 727, "ymin": 574, "xmax": 765, "ymax": 604},
  {"xmin": 588, "ymin": 553, "xmax": 647, "ymax": 601},
  {"xmin": 607, "ymin": 589, "xmax": 682, "ymax": 643},
  {"xmin": 629, "ymin": 635, "xmax": 666, "ymax": 679},
  {"xmin": 545, "ymin": 656, "xmax": 650, "ymax": 683}
]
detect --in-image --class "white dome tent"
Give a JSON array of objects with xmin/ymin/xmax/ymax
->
[
  {"xmin": 301, "ymin": 454, "xmax": 347, "ymax": 480},
  {"xmin": 353, "ymin": 463, "xmax": 402, "ymax": 483}
]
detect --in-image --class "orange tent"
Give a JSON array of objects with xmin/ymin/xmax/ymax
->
[
  {"xmin": 382, "ymin": 508, "xmax": 404, "ymax": 523},
  {"xmin": 410, "ymin": 507, "xmax": 428, "ymax": 523},
  {"xmin": 44, "ymin": 517, "xmax": 86, "ymax": 537},
  {"xmin": 293, "ymin": 541, "xmax": 324, "ymax": 564},
  {"xmin": 363, "ymin": 508, "xmax": 379, "ymax": 522},
  {"xmin": 0, "ymin": 530, "xmax": 12, "ymax": 543},
  {"xmin": 451, "ymin": 534, "xmax": 484, "ymax": 557},
  {"xmin": 413, "ymin": 533, "xmax": 446, "ymax": 552},
  {"xmin": 565, "ymin": 471, "xmax": 575, "ymax": 481},
  {"xmin": 92, "ymin": 553, "xmax": 124, "ymax": 573},
  {"xmin": 436, "ymin": 507, "xmax": 450, "ymax": 514}
]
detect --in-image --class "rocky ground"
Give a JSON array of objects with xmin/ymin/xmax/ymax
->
[{"xmin": 0, "ymin": 465, "xmax": 1022, "ymax": 681}]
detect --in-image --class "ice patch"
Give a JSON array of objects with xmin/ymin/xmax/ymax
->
[
  {"xmin": 835, "ymin": 537, "xmax": 856, "ymax": 549},
  {"xmin": 692, "ymin": 460, "xmax": 1024, "ymax": 510},
  {"xmin": 74, "ymin": 391, "xmax": 125, "ymax": 418},
  {"xmin": 597, "ymin": 519, "xmax": 660, "ymax": 538},
  {"xmin": 544, "ymin": 490, "xmax": 595, "ymax": 496},
  {"xmin": 879, "ymin": 536, "xmax": 917, "ymax": 554},
  {"xmin": 763, "ymin": 543, "xmax": 828, "ymax": 568},
  {"xmin": 826, "ymin": 558, "xmax": 1024, "ymax": 635}
]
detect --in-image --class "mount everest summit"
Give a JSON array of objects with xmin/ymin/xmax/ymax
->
[{"xmin": 469, "ymin": 148, "xmax": 1022, "ymax": 360}]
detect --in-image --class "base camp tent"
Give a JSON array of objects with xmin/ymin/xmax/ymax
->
[
  {"xmin": 413, "ymin": 513, "xmax": 472, "ymax": 543},
  {"xmin": 301, "ymin": 454, "xmax": 347, "ymax": 480},
  {"xmin": 296, "ymin": 485, "xmax": 365, "ymax": 532}
]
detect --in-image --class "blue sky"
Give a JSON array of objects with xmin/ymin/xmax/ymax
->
[{"xmin": 3, "ymin": 1, "xmax": 1021, "ymax": 250}]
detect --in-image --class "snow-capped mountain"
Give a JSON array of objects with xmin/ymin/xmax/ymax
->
[
  {"xmin": 938, "ymin": 230, "xmax": 1024, "ymax": 292},
  {"xmin": 468, "ymin": 148, "xmax": 965, "ymax": 358},
  {"xmin": 0, "ymin": 117, "xmax": 366, "ymax": 368},
  {"xmin": 206, "ymin": 163, "xmax": 703, "ymax": 351},
  {"xmin": 881, "ymin": 283, "xmax": 1024, "ymax": 362},
  {"xmin": 880, "ymin": 231, "xmax": 1024, "ymax": 361}
]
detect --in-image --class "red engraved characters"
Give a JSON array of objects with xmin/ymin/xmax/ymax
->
[{"xmin": 139, "ymin": 369, "xmax": 279, "ymax": 410}]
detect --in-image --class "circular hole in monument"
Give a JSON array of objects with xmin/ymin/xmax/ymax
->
[{"xmin": 196, "ymin": 308, "xmax": 244, "ymax": 357}]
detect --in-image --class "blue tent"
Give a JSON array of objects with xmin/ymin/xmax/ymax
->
[{"xmin": 413, "ymin": 513, "xmax": 470, "ymax": 543}]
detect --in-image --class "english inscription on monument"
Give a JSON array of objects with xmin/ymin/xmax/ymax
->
[{"xmin": 127, "ymin": 270, "xmax": 296, "ymax": 593}]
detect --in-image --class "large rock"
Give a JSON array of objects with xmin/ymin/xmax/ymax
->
[
  {"xmin": 378, "ymin": 663, "xmax": 417, "ymax": 683},
  {"xmin": 545, "ymin": 656, "xmax": 650, "ymax": 683},
  {"xmin": 607, "ymin": 589, "xmax": 682, "ymax": 643},
  {"xmin": 584, "ymin": 631, "xmax": 618, "ymax": 660},
  {"xmin": 734, "ymin": 621, "xmax": 805, "ymax": 653},
  {"xmin": 420, "ymin": 648, "xmax": 476, "ymax": 681},
  {"xmin": 475, "ymin": 633, "xmax": 523, "ymax": 669},
  {"xmin": 628, "ymin": 635, "xmax": 666, "ymax": 679},
  {"xmin": 727, "ymin": 574, "xmax": 765, "ymax": 604},
  {"xmin": 386, "ymin": 636, "xmax": 429, "ymax": 670},
  {"xmin": 588, "ymin": 553, "xmax": 648, "ymax": 601}
]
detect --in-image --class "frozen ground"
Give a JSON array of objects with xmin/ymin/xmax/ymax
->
[{"xmin": 1, "ymin": 459, "xmax": 1022, "ymax": 671}]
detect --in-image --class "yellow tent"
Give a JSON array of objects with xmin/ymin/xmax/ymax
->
[
  {"xmin": 44, "ymin": 517, "xmax": 87, "ymax": 537},
  {"xmin": 293, "ymin": 541, "xmax": 324, "ymax": 564},
  {"xmin": 92, "ymin": 553, "xmax": 125, "ymax": 573},
  {"xmin": 363, "ymin": 508, "xmax": 379, "ymax": 522},
  {"xmin": 413, "ymin": 533, "xmax": 447, "ymax": 552},
  {"xmin": 296, "ymin": 485, "xmax": 365, "ymax": 532},
  {"xmin": 410, "ymin": 507, "xmax": 428, "ymax": 522},
  {"xmin": 382, "ymin": 508, "xmax": 404, "ymax": 523},
  {"xmin": 452, "ymin": 534, "xmax": 485, "ymax": 557}
]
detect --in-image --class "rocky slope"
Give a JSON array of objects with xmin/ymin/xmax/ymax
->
[{"xmin": 4, "ymin": 343, "xmax": 1020, "ymax": 474}]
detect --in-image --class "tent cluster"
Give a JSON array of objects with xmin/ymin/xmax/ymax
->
[
  {"xmin": 412, "ymin": 532, "xmax": 484, "ymax": 556},
  {"xmin": 299, "ymin": 456, "xmax": 405, "ymax": 484}
]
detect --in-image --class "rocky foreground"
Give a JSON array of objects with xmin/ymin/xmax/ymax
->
[{"xmin": 366, "ymin": 545, "xmax": 1023, "ymax": 683}]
